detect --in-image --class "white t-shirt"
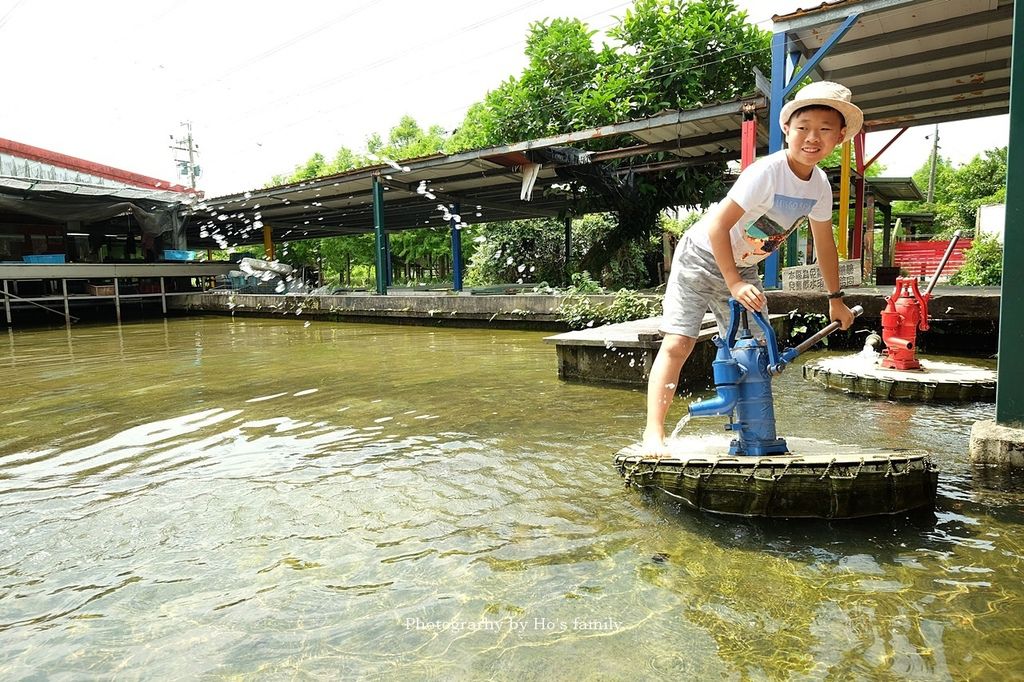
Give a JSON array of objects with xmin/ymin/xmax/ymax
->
[{"xmin": 688, "ymin": 150, "xmax": 833, "ymax": 267}]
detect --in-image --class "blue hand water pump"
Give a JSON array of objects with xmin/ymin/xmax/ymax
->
[{"xmin": 687, "ymin": 299, "xmax": 862, "ymax": 456}]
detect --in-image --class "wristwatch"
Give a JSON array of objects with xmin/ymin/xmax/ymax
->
[{"xmin": 827, "ymin": 290, "xmax": 845, "ymax": 299}]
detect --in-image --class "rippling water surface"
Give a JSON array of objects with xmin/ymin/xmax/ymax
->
[{"xmin": 1, "ymin": 317, "xmax": 1021, "ymax": 679}]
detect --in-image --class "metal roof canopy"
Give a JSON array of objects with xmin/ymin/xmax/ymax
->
[
  {"xmin": 820, "ymin": 168, "xmax": 925, "ymax": 203},
  {"xmin": 0, "ymin": 177, "xmax": 190, "ymax": 242},
  {"xmin": 773, "ymin": 0, "xmax": 1013, "ymax": 132},
  {"xmin": 0, "ymin": 177, "xmax": 190, "ymax": 203},
  {"xmin": 190, "ymin": 96, "xmax": 769, "ymax": 248},
  {"xmin": 863, "ymin": 176, "xmax": 925, "ymax": 203}
]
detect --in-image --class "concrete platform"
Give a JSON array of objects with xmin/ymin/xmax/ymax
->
[
  {"xmin": 804, "ymin": 354, "xmax": 996, "ymax": 402},
  {"xmin": 614, "ymin": 435, "xmax": 938, "ymax": 519},
  {"xmin": 543, "ymin": 313, "xmax": 785, "ymax": 391},
  {"xmin": 970, "ymin": 420, "xmax": 1024, "ymax": 468}
]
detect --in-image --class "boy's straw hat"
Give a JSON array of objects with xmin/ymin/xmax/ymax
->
[{"xmin": 779, "ymin": 80, "xmax": 864, "ymax": 142}]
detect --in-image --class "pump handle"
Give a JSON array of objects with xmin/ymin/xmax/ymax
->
[
  {"xmin": 791, "ymin": 305, "xmax": 864, "ymax": 356},
  {"xmin": 771, "ymin": 305, "xmax": 864, "ymax": 373},
  {"xmin": 923, "ymin": 230, "xmax": 962, "ymax": 298}
]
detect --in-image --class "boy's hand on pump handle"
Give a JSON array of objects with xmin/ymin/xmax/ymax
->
[
  {"xmin": 728, "ymin": 281, "xmax": 766, "ymax": 313},
  {"xmin": 728, "ymin": 281, "xmax": 854, "ymax": 330},
  {"xmin": 829, "ymin": 297, "xmax": 856, "ymax": 330}
]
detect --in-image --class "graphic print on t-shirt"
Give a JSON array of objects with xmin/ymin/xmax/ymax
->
[{"xmin": 741, "ymin": 194, "xmax": 817, "ymax": 259}]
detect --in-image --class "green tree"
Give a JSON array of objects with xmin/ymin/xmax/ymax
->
[
  {"xmin": 447, "ymin": 0, "xmax": 770, "ymax": 281},
  {"xmin": 950, "ymin": 233, "xmax": 1003, "ymax": 286},
  {"xmin": 941, "ymin": 147, "xmax": 1006, "ymax": 232},
  {"xmin": 893, "ymin": 146, "xmax": 1006, "ymax": 236},
  {"xmin": 368, "ymin": 115, "xmax": 448, "ymax": 161},
  {"xmin": 464, "ymin": 213, "xmax": 656, "ymax": 289},
  {"xmin": 268, "ymin": 116, "xmax": 468, "ymax": 287},
  {"xmin": 465, "ymin": 218, "xmax": 572, "ymax": 286}
]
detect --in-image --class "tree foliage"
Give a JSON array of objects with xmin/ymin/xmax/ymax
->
[
  {"xmin": 893, "ymin": 146, "xmax": 1007, "ymax": 236},
  {"xmin": 447, "ymin": 0, "xmax": 770, "ymax": 280},
  {"xmin": 950, "ymin": 233, "xmax": 1003, "ymax": 286},
  {"xmin": 464, "ymin": 213, "xmax": 656, "ymax": 289},
  {"xmin": 266, "ymin": 0, "xmax": 771, "ymax": 289},
  {"xmin": 266, "ymin": 115, "xmax": 467, "ymax": 286}
]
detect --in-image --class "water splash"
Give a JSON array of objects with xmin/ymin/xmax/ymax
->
[
  {"xmin": 668, "ymin": 412, "xmax": 692, "ymax": 440},
  {"xmin": 857, "ymin": 346, "xmax": 880, "ymax": 362}
]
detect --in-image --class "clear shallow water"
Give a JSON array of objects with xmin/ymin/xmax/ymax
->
[{"xmin": 0, "ymin": 317, "xmax": 1021, "ymax": 679}]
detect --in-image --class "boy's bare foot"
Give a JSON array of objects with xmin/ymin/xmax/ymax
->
[{"xmin": 639, "ymin": 428, "xmax": 671, "ymax": 457}]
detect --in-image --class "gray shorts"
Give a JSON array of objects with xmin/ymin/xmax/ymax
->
[{"xmin": 661, "ymin": 235, "xmax": 767, "ymax": 338}]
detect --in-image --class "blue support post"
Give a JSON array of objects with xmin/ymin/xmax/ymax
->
[
  {"xmin": 996, "ymin": 1, "xmax": 1024, "ymax": 424},
  {"xmin": 763, "ymin": 31, "xmax": 789, "ymax": 288},
  {"xmin": 372, "ymin": 174, "xmax": 387, "ymax": 295},
  {"xmin": 450, "ymin": 202, "xmax": 463, "ymax": 291},
  {"xmin": 765, "ymin": 14, "xmax": 860, "ymax": 285}
]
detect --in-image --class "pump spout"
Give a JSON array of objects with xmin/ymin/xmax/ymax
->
[
  {"xmin": 863, "ymin": 332, "xmax": 882, "ymax": 353},
  {"xmin": 688, "ymin": 335, "xmax": 745, "ymax": 419},
  {"xmin": 688, "ymin": 384, "xmax": 741, "ymax": 418}
]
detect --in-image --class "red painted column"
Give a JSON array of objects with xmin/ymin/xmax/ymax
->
[
  {"xmin": 741, "ymin": 104, "xmax": 756, "ymax": 170},
  {"xmin": 852, "ymin": 130, "xmax": 867, "ymax": 259}
]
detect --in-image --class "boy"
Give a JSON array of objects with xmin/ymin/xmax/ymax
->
[{"xmin": 642, "ymin": 81, "xmax": 860, "ymax": 454}]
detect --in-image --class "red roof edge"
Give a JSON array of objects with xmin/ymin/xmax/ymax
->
[{"xmin": 0, "ymin": 136, "xmax": 197, "ymax": 194}]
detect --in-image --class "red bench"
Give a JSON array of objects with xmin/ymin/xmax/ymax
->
[{"xmin": 892, "ymin": 239, "xmax": 972, "ymax": 278}]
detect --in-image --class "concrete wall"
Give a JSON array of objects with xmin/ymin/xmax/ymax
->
[{"xmin": 176, "ymin": 291, "xmax": 624, "ymax": 330}]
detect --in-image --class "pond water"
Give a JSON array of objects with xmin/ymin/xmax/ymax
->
[{"xmin": 1, "ymin": 317, "xmax": 1021, "ymax": 679}]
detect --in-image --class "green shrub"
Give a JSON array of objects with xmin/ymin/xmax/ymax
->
[
  {"xmin": 566, "ymin": 271, "xmax": 603, "ymax": 294},
  {"xmin": 787, "ymin": 310, "xmax": 831, "ymax": 344},
  {"xmin": 605, "ymin": 289, "xmax": 662, "ymax": 323},
  {"xmin": 558, "ymin": 287, "xmax": 662, "ymax": 330},
  {"xmin": 950, "ymin": 234, "xmax": 1003, "ymax": 286}
]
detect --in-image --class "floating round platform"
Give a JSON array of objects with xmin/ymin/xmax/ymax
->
[
  {"xmin": 803, "ymin": 355, "xmax": 995, "ymax": 402},
  {"xmin": 614, "ymin": 436, "xmax": 938, "ymax": 519}
]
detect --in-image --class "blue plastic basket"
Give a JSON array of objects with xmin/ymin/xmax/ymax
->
[
  {"xmin": 163, "ymin": 250, "xmax": 196, "ymax": 261},
  {"xmin": 23, "ymin": 254, "xmax": 65, "ymax": 264}
]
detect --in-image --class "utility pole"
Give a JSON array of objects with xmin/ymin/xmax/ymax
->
[
  {"xmin": 169, "ymin": 121, "xmax": 201, "ymax": 189},
  {"xmin": 926, "ymin": 124, "xmax": 939, "ymax": 204}
]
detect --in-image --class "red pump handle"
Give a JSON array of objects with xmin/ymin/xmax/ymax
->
[{"xmin": 908, "ymin": 278, "xmax": 930, "ymax": 331}]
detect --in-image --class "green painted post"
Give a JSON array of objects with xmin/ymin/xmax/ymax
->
[
  {"xmin": 996, "ymin": 0, "xmax": 1024, "ymax": 425},
  {"xmin": 372, "ymin": 175, "xmax": 387, "ymax": 295}
]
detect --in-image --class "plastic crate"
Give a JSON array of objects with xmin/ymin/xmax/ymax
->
[
  {"xmin": 163, "ymin": 250, "xmax": 196, "ymax": 261},
  {"xmin": 88, "ymin": 284, "xmax": 115, "ymax": 296},
  {"xmin": 23, "ymin": 254, "xmax": 66, "ymax": 264}
]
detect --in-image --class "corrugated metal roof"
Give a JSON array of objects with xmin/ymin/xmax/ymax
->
[
  {"xmin": 194, "ymin": 95, "xmax": 768, "ymax": 247},
  {"xmin": 771, "ymin": 0, "xmax": 863, "ymax": 24},
  {"xmin": 0, "ymin": 176, "xmax": 191, "ymax": 203},
  {"xmin": 865, "ymin": 176, "xmax": 925, "ymax": 202},
  {"xmin": 775, "ymin": 0, "xmax": 1012, "ymax": 132},
  {"xmin": 0, "ymin": 137, "xmax": 194, "ymax": 194},
  {"xmin": 192, "ymin": 0, "xmax": 1009, "ymax": 248}
]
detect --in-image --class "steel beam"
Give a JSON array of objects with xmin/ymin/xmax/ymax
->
[
  {"xmin": 372, "ymin": 174, "xmax": 387, "ymax": 295},
  {"xmin": 450, "ymin": 202, "xmax": 463, "ymax": 292},
  {"xmin": 995, "ymin": 0, "xmax": 1024, "ymax": 424}
]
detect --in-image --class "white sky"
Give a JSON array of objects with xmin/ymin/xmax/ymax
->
[{"xmin": 0, "ymin": 0, "xmax": 1009, "ymax": 197}]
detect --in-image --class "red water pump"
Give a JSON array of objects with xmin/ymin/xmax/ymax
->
[{"xmin": 880, "ymin": 231, "xmax": 961, "ymax": 370}]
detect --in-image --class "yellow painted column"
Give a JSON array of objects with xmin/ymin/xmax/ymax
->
[
  {"xmin": 263, "ymin": 224, "xmax": 275, "ymax": 261},
  {"xmin": 837, "ymin": 141, "xmax": 851, "ymax": 260}
]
